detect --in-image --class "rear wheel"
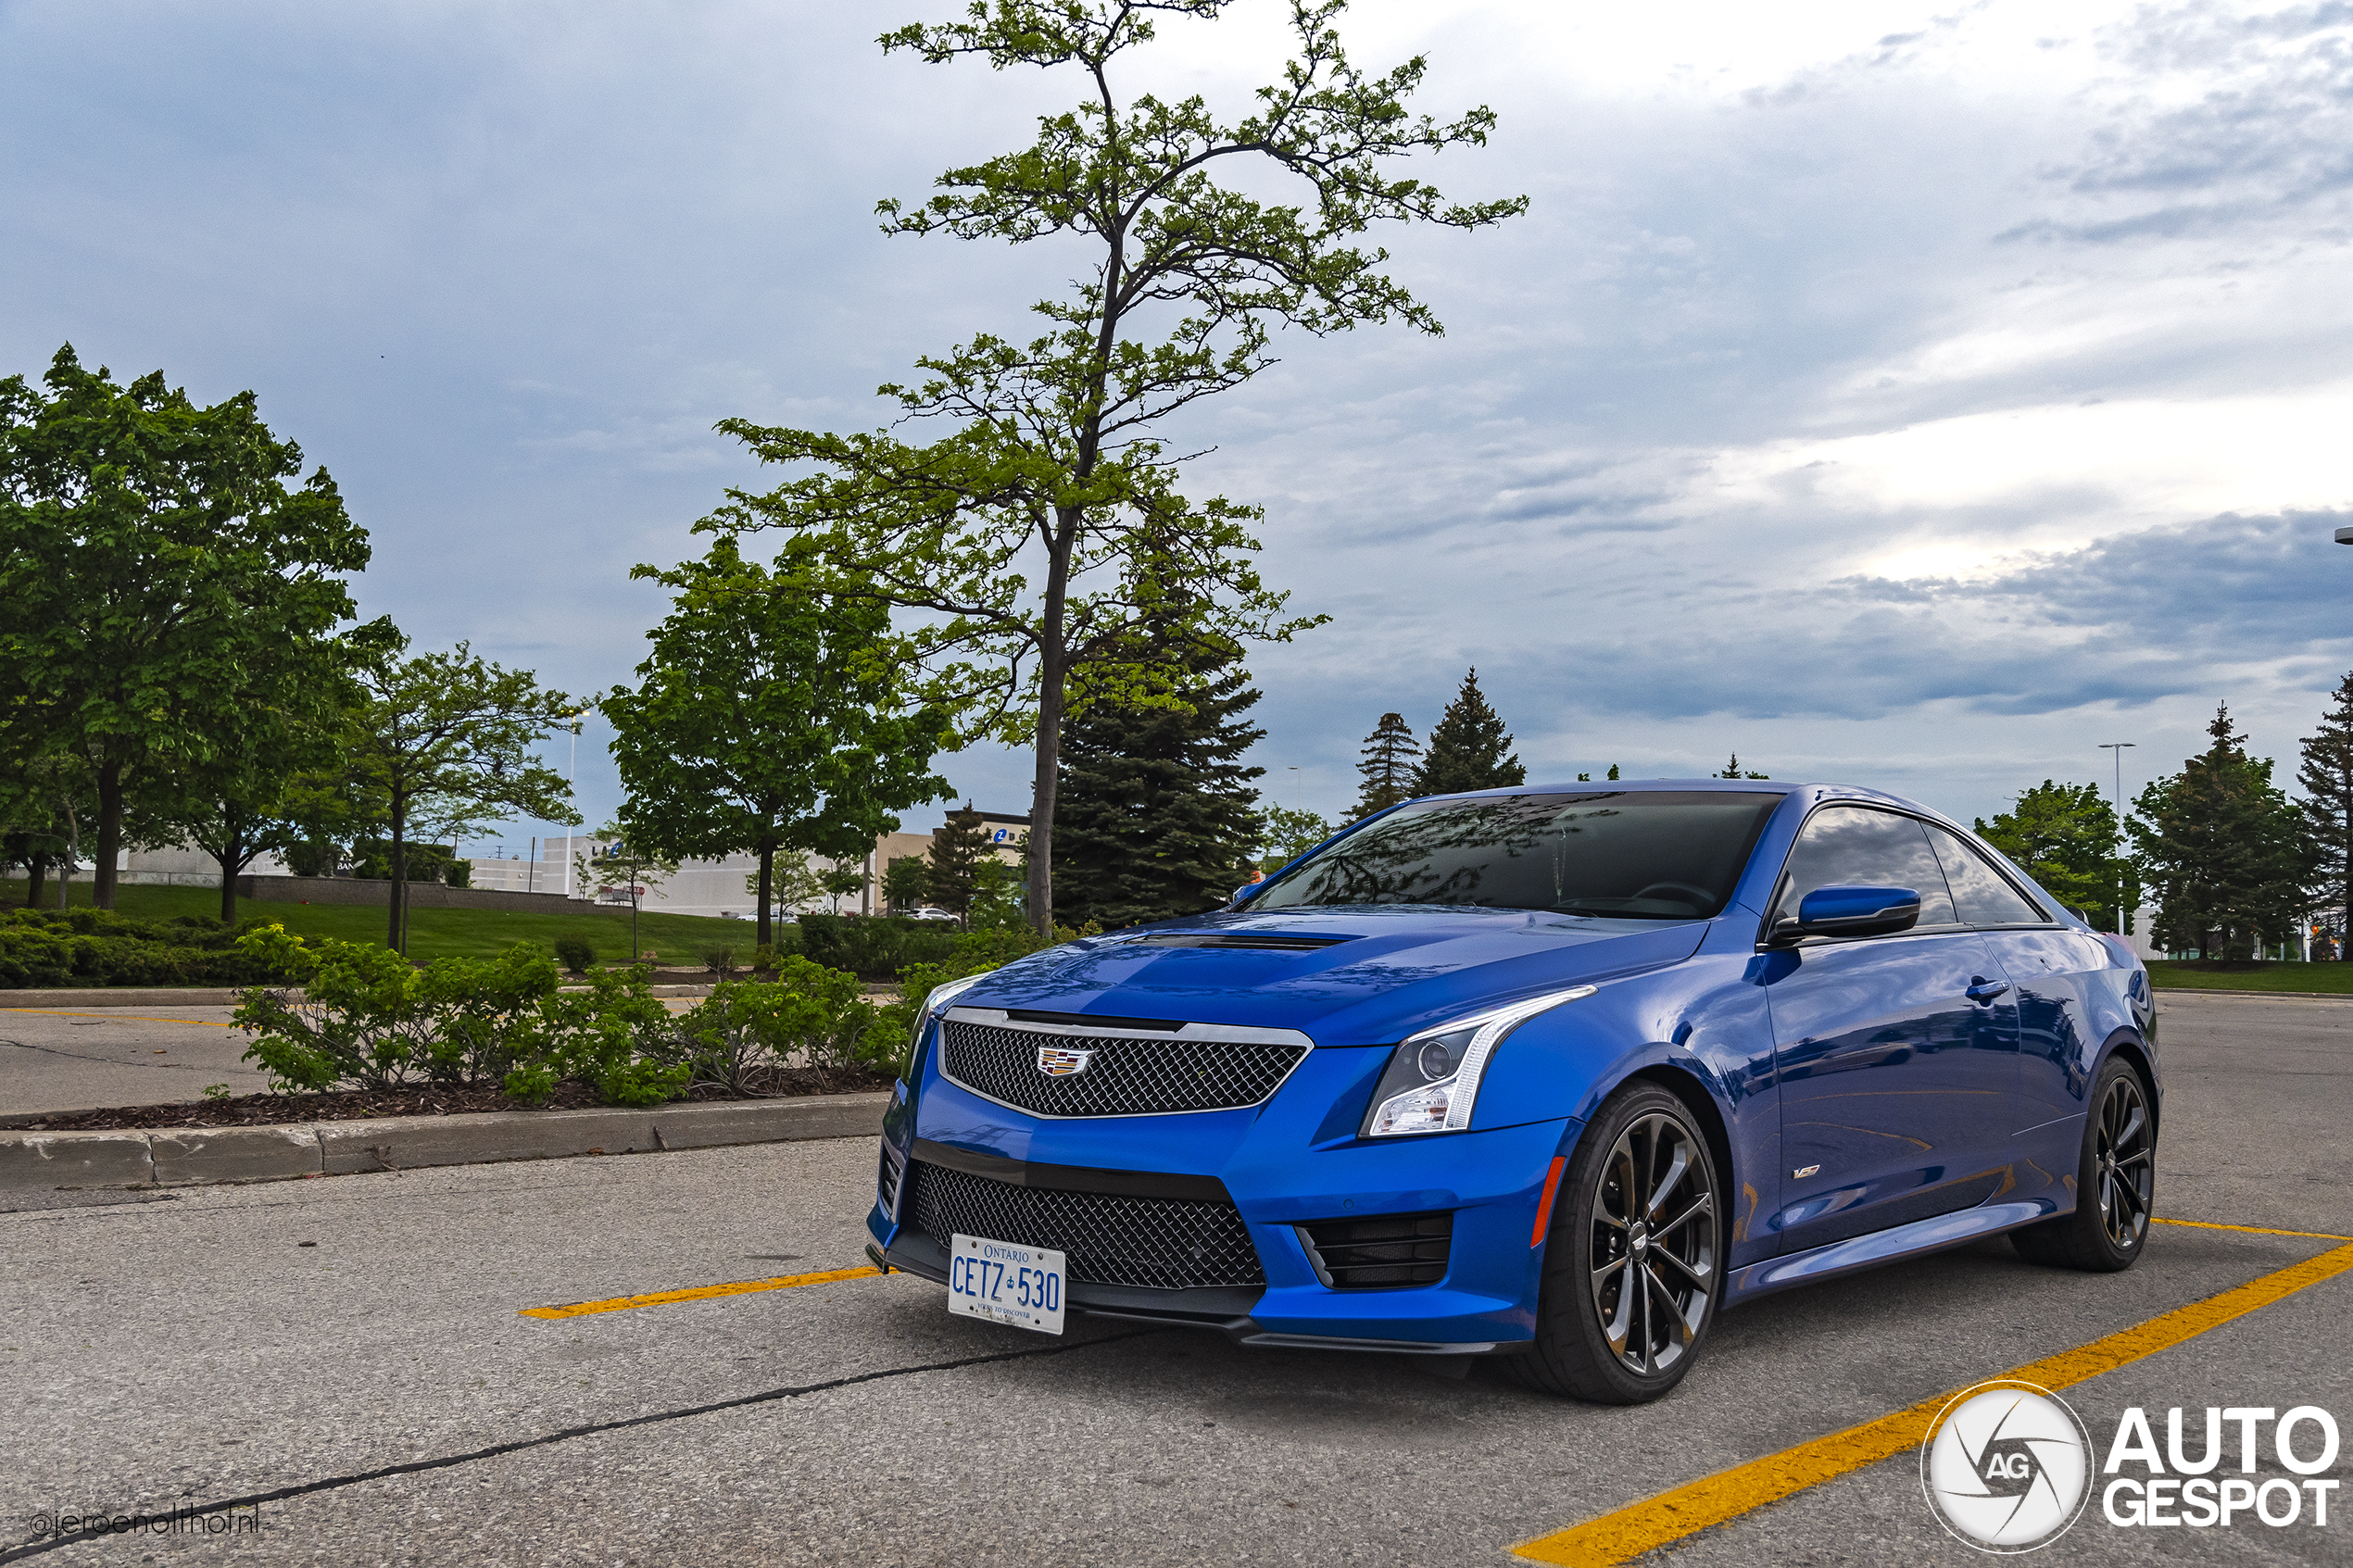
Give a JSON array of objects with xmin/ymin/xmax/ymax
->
[
  {"xmin": 1516, "ymin": 1082, "xmax": 1720, "ymax": 1403},
  {"xmin": 2011, "ymin": 1055, "xmax": 2154, "ymax": 1272}
]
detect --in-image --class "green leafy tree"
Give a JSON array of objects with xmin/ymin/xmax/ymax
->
[
  {"xmin": 1715, "ymin": 754, "xmax": 1770, "ymax": 780},
  {"xmin": 883, "ymin": 854, "xmax": 931, "ymax": 912},
  {"xmin": 1260, "ymin": 804, "xmax": 1332, "ymax": 869},
  {"xmin": 1415, "ymin": 669, "xmax": 1525, "ymax": 796},
  {"xmin": 925, "ymin": 804, "xmax": 996, "ymax": 927},
  {"xmin": 350, "ymin": 643, "xmax": 581, "ymax": 954},
  {"xmin": 0, "ymin": 345, "xmax": 374, "ymax": 909},
  {"xmin": 2130, "ymin": 704, "xmax": 2313, "ymax": 960},
  {"xmin": 1353, "ymin": 712, "xmax": 1422, "ymax": 817},
  {"xmin": 1053, "ymin": 636, "xmax": 1266, "ymax": 928},
  {"xmin": 2297, "ymin": 670, "xmax": 2353, "ymax": 956},
  {"xmin": 573, "ymin": 823, "xmax": 681, "ymax": 966},
  {"xmin": 601, "ymin": 537, "xmax": 948, "ymax": 951},
  {"xmin": 707, "ymin": 1, "xmax": 1523, "ymax": 931},
  {"xmin": 1976, "ymin": 780, "xmax": 2133, "ymax": 931}
]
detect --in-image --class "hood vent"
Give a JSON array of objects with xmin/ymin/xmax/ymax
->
[{"xmin": 1127, "ymin": 933, "xmax": 1353, "ymax": 952}]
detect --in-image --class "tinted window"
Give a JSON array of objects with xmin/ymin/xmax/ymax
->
[
  {"xmin": 1252, "ymin": 791, "xmax": 1780, "ymax": 919},
  {"xmin": 1924, "ymin": 823, "xmax": 2045, "ymax": 925},
  {"xmin": 1776, "ymin": 807, "xmax": 1957, "ymax": 925}
]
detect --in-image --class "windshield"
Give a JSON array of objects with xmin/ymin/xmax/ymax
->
[{"xmin": 1250, "ymin": 791, "xmax": 1781, "ymax": 920}]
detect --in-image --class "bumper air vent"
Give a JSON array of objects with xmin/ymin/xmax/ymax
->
[{"xmin": 1297, "ymin": 1211, "xmax": 1453, "ymax": 1289}]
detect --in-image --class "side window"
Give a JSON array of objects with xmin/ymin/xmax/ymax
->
[
  {"xmin": 1776, "ymin": 806, "xmax": 1957, "ymax": 927},
  {"xmin": 1923, "ymin": 823, "xmax": 2045, "ymax": 926}
]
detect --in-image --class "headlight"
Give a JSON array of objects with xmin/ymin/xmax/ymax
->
[
  {"xmin": 1362, "ymin": 985, "xmax": 1598, "ymax": 1137},
  {"xmin": 910, "ymin": 972, "xmax": 988, "ymax": 1060}
]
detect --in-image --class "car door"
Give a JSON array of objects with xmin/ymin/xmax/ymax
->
[
  {"xmin": 1759, "ymin": 805, "xmax": 2026, "ymax": 1252},
  {"xmin": 1923, "ymin": 821, "xmax": 2098, "ymax": 1120}
]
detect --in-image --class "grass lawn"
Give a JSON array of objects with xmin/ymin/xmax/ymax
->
[
  {"xmin": 2145, "ymin": 960, "xmax": 2353, "ymax": 994},
  {"xmin": 1, "ymin": 879, "xmax": 786, "ymax": 965}
]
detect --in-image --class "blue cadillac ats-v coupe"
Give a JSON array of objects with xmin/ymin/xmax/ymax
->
[{"xmin": 866, "ymin": 781, "xmax": 2159, "ymax": 1402}]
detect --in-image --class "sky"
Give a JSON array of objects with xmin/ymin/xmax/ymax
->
[{"xmin": 5, "ymin": 0, "xmax": 2349, "ymax": 847}]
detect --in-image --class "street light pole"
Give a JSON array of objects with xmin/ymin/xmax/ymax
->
[{"xmin": 2099, "ymin": 742, "xmax": 2136, "ymax": 938}]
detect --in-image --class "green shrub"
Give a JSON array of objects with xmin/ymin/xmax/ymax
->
[
  {"xmin": 794, "ymin": 913, "xmax": 960, "ymax": 979},
  {"xmin": 0, "ymin": 907, "xmax": 296, "ymax": 989},
  {"xmin": 702, "ymin": 944, "xmax": 739, "ymax": 981},
  {"xmin": 657, "ymin": 957, "xmax": 875, "ymax": 1093},
  {"xmin": 552, "ymin": 934, "xmax": 595, "ymax": 974},
  {"xmin": 444, "ymin": 859, "xmax": 472, "ymax": 889}
]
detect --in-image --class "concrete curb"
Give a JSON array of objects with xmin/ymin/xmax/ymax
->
[
  {"xmin": 2153, "ymin": 987, "xmax": 2353, "ymax": 1001},
  {"xmin": 0, "ymin": 1092, "xmax": 889, "ymax": 1196},
  {"xmin": 0, "ymin": 984, "xmax": 716, "ymax": 1010}
]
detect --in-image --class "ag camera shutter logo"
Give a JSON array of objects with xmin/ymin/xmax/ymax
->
[{"xmin": 1920, "ymin": 1381, "xmax": 2095, "ymax": 1552}]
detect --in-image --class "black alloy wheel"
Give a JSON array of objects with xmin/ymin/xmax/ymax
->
[
  {"xmin": 1518, "ymin": 1082, "xmax": 1720, "ymax": 1403},
  {"xmin": 2012, "ymin": 1055, "xmax": 2155, "ymax": 1272}
]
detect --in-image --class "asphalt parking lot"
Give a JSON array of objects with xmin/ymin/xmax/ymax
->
[{"xmin": 3, "ymin": 992, "xmax": 2347, "ymax": 1565}]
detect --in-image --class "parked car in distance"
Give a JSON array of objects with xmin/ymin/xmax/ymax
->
[
  {"xmin": 867, "ymin": 781, "xmax": 2158, "ymax": 1403},
  {"xmin": 902, "ymin": 907, "xmax": 960, "ymax": 924}
]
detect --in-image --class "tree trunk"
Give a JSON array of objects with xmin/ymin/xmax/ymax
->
[
  {"xmin": 1027, "ymin": 509, "xmax": 1078, "ymax": 936},
  {"xmin": 388, "ymin": 790, "xmax": 409, "ymax": 956},
  {"xmin": 94, "ymin": 761, "xmax": 123, "ymax": 909},
  {"xmin": 23, "ymin": 852, "xmax": 48, "ymax": 909},
  {"xmin": 756, "ymin": 840, "xmax": 774, "ymax": 952},
  {"xmin": 213, "ymin": 822, "xmax": 243, "ymax": 926}
]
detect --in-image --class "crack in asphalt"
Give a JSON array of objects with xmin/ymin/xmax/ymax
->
[
  {"xmin": 0, "ymin": 1036, "xmax": 230, "ymax": 1073},
  {"xmin": 0, "ymin": 1328, "xmax": 1162, "ymax": 1562}
]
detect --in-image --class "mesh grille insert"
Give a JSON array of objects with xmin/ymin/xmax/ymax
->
[
  {"xmin": 907, "ymin": 1160, "xmax": 1265, "ymax": 1290},
  {"xmin": 940, "ymin": 1020, "xmax": 1305, "ymax": 1117},
  {"xmin": 1298, "ymin": 1211, "xmax": 1453, "ymax": 1288}
]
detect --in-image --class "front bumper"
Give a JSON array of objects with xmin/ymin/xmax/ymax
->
[{"xmin": 870, "ymin": 1074, "xmax": 1576, "ymax": 1351}]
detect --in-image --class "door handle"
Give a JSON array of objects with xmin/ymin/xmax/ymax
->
[{"xmin": 1966, "ymin": 979, "xmax": 2010, "ymax": 1003}]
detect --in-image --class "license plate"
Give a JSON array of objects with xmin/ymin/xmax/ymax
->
[{"xmin": 946, "ymin": 1233, "xmax": 1065, "ymax": 1335}]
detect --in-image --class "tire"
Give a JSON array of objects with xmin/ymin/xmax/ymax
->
[
  {"xmin": 2010, "ymin": 1055, "xmax": 2155, "ymax": 1272},
  {"xmin": 1516, "ymin": 1082, "xmax": 1722, "ymax": 1403}
]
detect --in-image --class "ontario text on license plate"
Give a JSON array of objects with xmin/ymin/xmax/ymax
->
[{"xmin": 947, "ymin": 1233, "xmax": 1065, "ymax": 1335}]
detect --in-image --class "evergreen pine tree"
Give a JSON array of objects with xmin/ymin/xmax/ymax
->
[
  {"xmin": 1414, "ymin": 669, "xmax": 1525, "ymax": 796},
  {"xmin": 1352, "ymin": 712, "xmax": 1422, "ymax": 818},
  {"xmin": 1715, "ymin": 754, "xmax": 1770, "ymax": 780},
  {"xmin": 2297, "ymin": 671, "xmax": 2353, "ymax": 957},
  {"xmin": 2130, "ymin": 704, "xmax": 2312, "ymax": 960},
  {"xmin": 924, "ymin": 802, "xmax": 993, "ymax": 927},
  {"xmin": 1051, "ymin": 638, "xmax": 1267, "ymax": 930}
]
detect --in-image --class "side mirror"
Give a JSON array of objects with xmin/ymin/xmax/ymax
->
[{"xmin": 1784, "ymin": 885, "xmax": 1921, "ymax": 941}]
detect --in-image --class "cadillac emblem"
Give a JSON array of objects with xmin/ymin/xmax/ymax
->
[{"xmin": 1036, "ymin": 1046, "xmax": 1095, "ymax": 1078}]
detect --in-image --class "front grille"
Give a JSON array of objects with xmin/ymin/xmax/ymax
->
[
  {"xmin": 1298, "ymin": 1211, "xmax": 1453, "ymax": 1288},
  {"xmin": 906, "ymin": 1160, "xmax": 1265, "ymax": 1290},
  {"xmin": 940, "ymin": 1020, "xmax": 1306, "ymax": 1117}
]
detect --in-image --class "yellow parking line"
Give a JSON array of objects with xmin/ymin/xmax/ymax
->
[
  {"xmin": 1, "ymin": 1008, "xmax": 236, "ymax": 1027},
  {"xmin": 519, "ymin": 1264, "xmax": 883, "ymax": 1320},
  {"xmin": 2151, "ymin": 1215, "xmax": 2353, "ymax": 1241},
  {"xmin": 1513, "ymin": 1231, "xmax": 2353, "ymax": 1565}
]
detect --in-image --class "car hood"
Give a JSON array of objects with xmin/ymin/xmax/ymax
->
[{"xmin": 956, "ymin": 907, "xmax": 1710, "ymax": 1046}]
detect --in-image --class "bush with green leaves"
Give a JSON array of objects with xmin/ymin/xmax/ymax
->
[
  {"xmin": 656, "ymin": 956, "xmax": 876, "ymax": 1093},
  {"xmin": 552, "ymin": 934, "xmax": 596, "ymax": 975},
  {"xmin": 0, "ymin": 907, "xmax": 296, "ymax": 989},
  {"xmin": 793, "ymin": 913, "xmax": 961, "ymax": 978}
]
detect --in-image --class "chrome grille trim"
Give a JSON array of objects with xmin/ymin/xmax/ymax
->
[{"xmin": 938, "ymin": 1007, "xmax": 1314, "ymax": 1119}]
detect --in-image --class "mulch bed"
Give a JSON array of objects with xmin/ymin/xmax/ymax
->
[{"xmin": 15, "ymin": 1064, "xmax": 898, "ymax": 1133}]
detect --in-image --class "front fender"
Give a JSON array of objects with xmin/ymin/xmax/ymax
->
[{"xmin": 1469, "ymin": 947, "xmax": 1782, "ymax": 1270}]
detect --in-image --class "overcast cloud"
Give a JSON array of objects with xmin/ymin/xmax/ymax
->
[{"xmin": 4, "ymin": 0, "xmax": 2348, "ymax": 844}]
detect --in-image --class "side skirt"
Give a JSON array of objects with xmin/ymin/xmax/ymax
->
[{"xmin": 1722, "ymin": 1198, "xmax": 2062, "ymax": 1306}]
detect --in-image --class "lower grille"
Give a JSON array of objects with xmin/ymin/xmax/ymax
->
[
  {"xmin": 1297, "ymin": 1211, "xmax": 1453, "ymax": 1288},
  {"xmin": 906, "ymin": 1160, "xmax": 1265, "ymax": 1290},
  {"xmin": 876, "ymin": 1144, "xmax": 905, "ymax": 1219}
]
